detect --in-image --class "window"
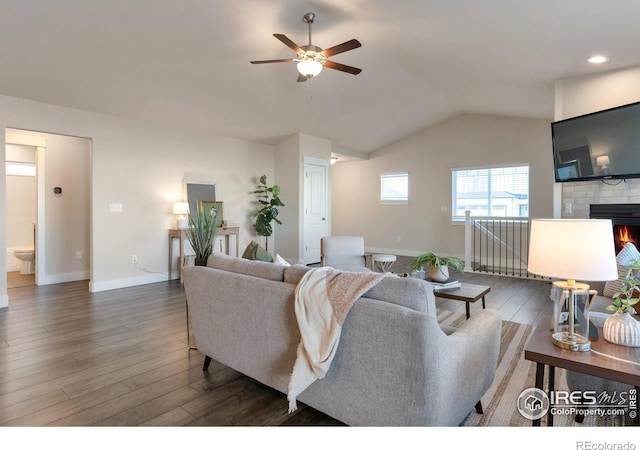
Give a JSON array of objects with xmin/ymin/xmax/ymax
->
[
  {"xmin": 6, "ymin": 162, "xmax": 36, "ymax": 177},
  {"xmin": 380, "ymin": 172, "xmax": 408, "ymax": 203},
  {"xmin": 452, "ymin": 165, "xmax": 529, "ymax": 220}
]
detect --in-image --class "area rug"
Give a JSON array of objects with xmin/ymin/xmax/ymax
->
[{"xmin": 435, "ymin": 309, "xmax": 634, "ymax": 427}]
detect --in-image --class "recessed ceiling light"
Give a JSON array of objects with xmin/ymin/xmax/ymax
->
[{"xmin": 588, "ymin": 55, "xmax": 608, "ymax": 64}]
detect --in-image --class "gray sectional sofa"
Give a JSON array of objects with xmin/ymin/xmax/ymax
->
[{"xmin": 182, "ymin": 253, "xmax": 502, "ymax": 426}]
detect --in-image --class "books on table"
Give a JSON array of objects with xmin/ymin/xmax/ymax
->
[{"xmin": 426, "ymin": 278, "xmax": 462, "ymax": 290}]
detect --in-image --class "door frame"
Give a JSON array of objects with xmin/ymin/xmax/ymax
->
[{"xmin": 302, "ymin": 157, "xmax": 330, "ymax": 264}]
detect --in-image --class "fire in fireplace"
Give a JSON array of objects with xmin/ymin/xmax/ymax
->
[
  {"xmin": 590, "ymin": 204, "xmax": 640, "ymax": 254},
  {"xmin": 613, "ymin": 225, "xmax": 639, "ymax": 253}
]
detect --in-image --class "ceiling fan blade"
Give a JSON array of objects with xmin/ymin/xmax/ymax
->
[
  {"xmin": 250, "ymin": 59, "xmax": 295, "ymax": 64},
  {"xmin": 321, "ymin": 39, "xmax": 361, "ymax": 57},
  {"xmin": 297, "ymin": 73, "xmax": 309, "ymax": 82},
  {"xmin": 274, "ymin": 34, "xmax": 303, "ymax": 53},
  {"xmin": 323, "ymin": 60, "xmax": 362, "ymax": 75}
]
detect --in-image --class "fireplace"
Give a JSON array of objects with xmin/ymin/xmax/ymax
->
[{"xmin": 590, "ymin": 204, "xmax": 640, "ymax": 253}]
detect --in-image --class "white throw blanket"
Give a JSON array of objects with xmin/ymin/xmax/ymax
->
[{"xmin": 287, "ymin": 266, "xmax": 388, "ymax": 412}]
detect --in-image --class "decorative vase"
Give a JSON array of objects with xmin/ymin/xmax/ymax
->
[
  {"xmin": 429, "ymin": 265, "xmax": 449, "ymax": 282},
  {"xmin": 603, "ymin": 311, "xmax": 640, "ymax": 347}
]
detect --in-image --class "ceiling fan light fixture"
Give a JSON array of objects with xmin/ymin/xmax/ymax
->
[{"xmin": 297, "ymin": 59, "xmax": 323, "ymax": 77}]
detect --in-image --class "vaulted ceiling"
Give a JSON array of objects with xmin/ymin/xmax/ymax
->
[{"xmin": 1, "ymin": 0, "xmax": 639, "ymax": 153}]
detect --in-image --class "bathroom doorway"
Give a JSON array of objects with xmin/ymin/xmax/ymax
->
[
  {"xmin": 5, "ymin": 142, "xmax": 37, "ymax": 287},
  {"xmin": 5, "ymin": 129, "xmax": 91, "ymax": 288}
]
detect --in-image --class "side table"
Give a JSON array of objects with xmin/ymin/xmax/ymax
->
[
  {"xmin": 432, "ymin": 283, "xmax": 490, "ymax": 319},
  {"xmin": 524, "ymin": 320, "xmax": 640, "ymax": 426},
  {"xmin": 371, "ymin": 254, "xmax": 397, "ymax": 272}
]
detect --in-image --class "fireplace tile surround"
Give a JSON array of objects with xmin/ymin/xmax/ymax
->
[{"xmin": 561, "ymin": 178, "xmax": 640, "ymax": 219}]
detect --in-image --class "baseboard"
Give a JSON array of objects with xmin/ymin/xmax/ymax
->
[
  {"xmin": 37, "ymin": 271, "xmax": 89, "ymax": 286},
  {"xmin": 90, "ymin": 273, "xmax": 168, "ymax": 293},
  {"xmin": 0, "ymin": 294, "xmax": 8, "ymax": 309}
]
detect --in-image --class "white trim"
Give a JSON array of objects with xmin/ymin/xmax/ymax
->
[
  {"xmin": 89, "ymin": 273, "xmax": 168, "ymax": 293},
  {"xmin": 0, "ymin": 294, "xmax": 8, "ymax": 309},
  {"xmin": 36, "ymin": 146, "xmax": 46, "ymax": 285},
  {"xmin": 5, "ymin": 132, "xmax": 47, "ymax": 147},
  {"xmin": 37, "ymin": 271, "xmax": 90, "ymax": 286}
]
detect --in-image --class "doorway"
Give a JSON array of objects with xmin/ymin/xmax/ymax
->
[
  {"xmin": 303, "ymin": 158, "xmax": 330, "ymax": 264},
  {"xmin": 5, "ymin": 129, "xmax": 91, "ymax": 288}
]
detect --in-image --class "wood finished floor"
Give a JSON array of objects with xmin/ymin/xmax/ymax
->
[{"xmin": 0, "ymin": 263, "xmax": 555, "ymax": 426}]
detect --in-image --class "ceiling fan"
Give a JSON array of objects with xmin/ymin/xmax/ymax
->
[{"xmin": 250, "ymin": 12, "xmax": 362, "ymax": 82}]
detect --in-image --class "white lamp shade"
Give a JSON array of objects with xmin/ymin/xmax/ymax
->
[
  {"xmin": 596, "ymin": 156, "xmax": 610, "ymax": 167},
  {"xmin": 173, "ymin": 202, "xmax": 189, "ymax": 215},
  {"xmin": 528, "ymin": 219, "xmax": 618, "ymax": 282},
  {"xmin": 297, "ymin": 59, "xmax": 323, "ymax": 77}
]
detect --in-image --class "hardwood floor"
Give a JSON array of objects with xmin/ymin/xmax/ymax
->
[{"xmin": 0, "ymin": 264, "xmax": 555, "ymax": 426}]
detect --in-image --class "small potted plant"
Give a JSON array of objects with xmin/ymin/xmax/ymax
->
[
  {"xmin": 604, "ymin": 259, "xmax": 640, "ymax": 347},
  {"xmin": 186, "ymin": 202, "xmax": 222, "ymax": 266},
  {"xmin": 409, "ymin": 252, "xmax": 464, "ymax": 282}
]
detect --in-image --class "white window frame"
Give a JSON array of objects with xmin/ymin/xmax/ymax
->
[
  {"xmin": 451, "ymin": 164, "xmax": 529, "ymax": 221},
  {"xmin": 380, "ymin": 172, "xmax": 409, "ymax": 204}
]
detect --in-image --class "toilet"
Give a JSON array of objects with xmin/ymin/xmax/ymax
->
[{"xmin": 14, "ymin": 250, "xmax": 35, "ymax": 275}]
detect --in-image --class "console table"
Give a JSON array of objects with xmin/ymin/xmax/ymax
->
[{"xmin": 168, "ymin": 227, "xmax": 239, "ymax": 282}]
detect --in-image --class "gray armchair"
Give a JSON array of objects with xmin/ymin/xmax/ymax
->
[{"xmin": 320, "ymin": 236, "xmax": 371, "ymax": 272}]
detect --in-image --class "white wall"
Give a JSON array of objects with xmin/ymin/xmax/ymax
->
[
  {"xmin": 274, "ymin": 133, "xmax": 331, "ymax": 263},
  {"xmin": 331, "ymin": 113, "xmax": 554, "ymax": 258},
  {"xmin": 555, "ymin": 65, "xmax": 640, "ymax": 218},
  {"xmin": 42, "ymin": 133, "xmax": 91, "ymax": 282},
  {"xmin": 0, "ymin": 94, "xmax": 275, "ymax": 305}
]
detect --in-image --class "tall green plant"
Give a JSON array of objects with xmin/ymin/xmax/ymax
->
[
  {"xmin": 252, "ymin": 175, "xmax": 284, "ymax": 251},
  {"xmin": 186, "ymin": 202, "xmax": 222, "ymax": 266}
]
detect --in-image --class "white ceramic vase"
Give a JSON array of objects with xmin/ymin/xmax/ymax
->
[
  {"xmin": 603, "ymin": 311, "xmax": 640, "ymax": 348},
  {"xmin": 429, "ymin": 265, "xmax": 449, "ymax": 282}
]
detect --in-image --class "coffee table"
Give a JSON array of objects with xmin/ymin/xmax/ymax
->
[
  {"xmin": 524, "ymin": 321, "xmax": 640, "ymax": 426},
  {"xmin": 432, "ymin": 283, "xmax": 490, "ymax": 319}
]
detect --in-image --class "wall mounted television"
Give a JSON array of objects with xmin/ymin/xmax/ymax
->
[{"xmin": 551, "ymin": 101, "xmax": 640, "ymax": 182}]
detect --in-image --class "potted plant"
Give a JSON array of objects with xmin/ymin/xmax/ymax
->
[
  {"xmin": 603, "ymin": 259, "xmax": 640, "ymax": 347},
  {"xmin": 252, "ymin": 175, "xmax": 284, "ymax": 251},
  {"xmin": 186, "ymin": 201, "xmax": 222, "ymax": 266},
  {"xmin": 409, "ymin": 252, "xmax": 464, "ymax": 282}
]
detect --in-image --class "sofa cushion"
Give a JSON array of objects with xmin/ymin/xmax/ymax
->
[
  {"xmin": 364, "ymin": 276, "xmax": 432, "ymax": 313},
  {"xmin": 603, "ymin": 242, "xmax": 640, "ymax": 298},
  {"xmin": 285, "ymin": 266, "xmax": 432, "ymax": 313},
  {"xmin": 208, "ymin": 253, "xmax": 284, "ymax": 281},
  {"xmin": 242, "ymin": 240, "xmax": 273, "ymax": 263},
  {"xmin": 284, "ymin": 264, "xmax": 313, "ymax": 285}
]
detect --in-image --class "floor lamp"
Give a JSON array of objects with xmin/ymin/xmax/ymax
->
[{"xmin": 528, "ymin": 219, "xmax": 618, "ymax": 351}]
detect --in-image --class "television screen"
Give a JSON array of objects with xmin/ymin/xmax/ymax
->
[{"xmin": 551, "ymin": 101, "xmax": 640, "ymax": 182}]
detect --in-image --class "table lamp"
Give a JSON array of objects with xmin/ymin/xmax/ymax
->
[
  {"xmin": 596, "ymin": 155, "xmax": 610, "ymax": 176},
  {"xmin": 173, "ymin": 202, "xmax": 189, "ymax": 229},
  {"xmin": 528, "ymin": 219, "xmax": 618, "ymax": 351}
]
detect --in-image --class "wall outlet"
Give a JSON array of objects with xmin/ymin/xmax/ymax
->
[
  {"xmin": 75, "ymin": 251, "xmax": 82, "ymax": 260},
  {"xmin": 131, "ymin": 255, "xmax": 138, "ymax": 264},
  {"xmin": 564, "ymin": 202, "xmax": 572, "ymax": 214},
  {"xmin": 109, "ymin": 203, "xmax": 123, "ymax": 213}
]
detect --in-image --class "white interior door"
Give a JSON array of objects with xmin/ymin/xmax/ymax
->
[{"xmin": 303, "ymin": 161, "xmax": 329, "ymax": 264}]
